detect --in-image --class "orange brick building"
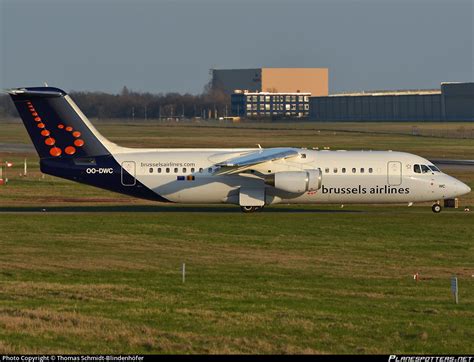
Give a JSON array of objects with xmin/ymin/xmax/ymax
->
[{"xmin": 212, "ymin": 68, "xmax": 328, "ymax": 96}]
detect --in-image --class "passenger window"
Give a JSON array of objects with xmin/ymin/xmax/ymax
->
[
  {"xmin": 301, "ymin": 153, "xmax": 306, "ymax": 159},
  {"xmin": 191, "ymin": 167, "xmax": 195, "ymax": 173},
  {"xmin": 158, "ymin": 168, "xmax": 161, "ymax": 173},
  {"xmin": 342, "ymin": 168, "xmax": 346, "ymax": 173},
  {"xmin": 325, "ymin": 168, "xmax": 329, "ymax": 173},
  {"xmin": 352, "ymin": 168, "xmax": 356, "ymax": 173},
  {"xmin": 421, "ymin": 165, "xmax": 430, "ymax": 173},
  {"xmin": 183, "ymin": 168, "xmax": 187, "ymax": 173},
  {"xmin": 208, "ymin": 167, "xmax": 213, "ymax": 173},
  {"xmin": 166, "ymin": 168, "xmax": 170, "ymax": 173},
  {"xmin": 333, "ymin": 168, "xmax": 338, "ymax": 173},
  {"xmin": 414, "ymin": 164, "xmax": 421, "ymax": 173},
  {"xmin": 174, "ymin": 168, "xmax": 178, "ymax": 173},
  {"xmin": 360, "ymin": 168, "xmax": 364, "ymax": 173},
  {"xmin": 369, "ymin": 168, "xmax": 373, "ymax": 173},
  {"xmin": 199, "ymin": 168, "xmax": 203, "ymax": 173},
  {"xmin": 149, "ymin": 168, "xmax": 153, "ymax": 173}
]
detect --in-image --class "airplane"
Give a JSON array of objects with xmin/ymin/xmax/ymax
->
[{"xmin": 6, "ymin": 86, "xmax": 471, "ymax": 213}]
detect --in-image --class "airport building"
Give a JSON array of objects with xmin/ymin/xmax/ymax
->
[
  {"xmin": 309, "ymin": 82, "xmax": 474, "ymax": 121},
  {"xmin": 212, "ymin": 68, "xmax": 328, "ymax": 96},
  {"xmin": 231, "ymin": 91, "xmax": 310, "ymax": 118}
]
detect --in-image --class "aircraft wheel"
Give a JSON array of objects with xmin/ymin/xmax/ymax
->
[
  {"xmin": 432, "ymin": 204, "xmax": 442, "ymax": 213},
  {"xmin": 241, "ymin": 206, "xmax": 257, "ymax": 213}
]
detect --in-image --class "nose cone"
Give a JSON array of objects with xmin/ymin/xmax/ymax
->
[{"xmin": 458, "ymin": 182, "xmax": 471, "ymax": 196}]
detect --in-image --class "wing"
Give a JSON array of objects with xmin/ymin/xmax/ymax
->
[{"xmin": 215, "ymin": 147, "xmax": 300, "ymax": 175}]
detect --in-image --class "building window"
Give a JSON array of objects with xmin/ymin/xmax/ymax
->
[
  {"xmin": 285, "ymin": 96, "xmax": 291, "ymax": 102},
  {"xmin": 260, "ymin": 104, "xmax": 265, "ymax": 110},
  {"xmin": 252, "ymin": 96, "xmax": 257, "ymax": 102},
  {"xmin": 291, "ymin": 95, "xmax": 296, "ymax": 102},
  {"xmin": 304, "ymin": 104, "xmax": 309, "ymax": 110},
  {"xmin": 265, "ymin": 104, "xmax": 270, "ymax": 110},
  {"xmin": 246, "ymin": 104, "xmax": 252, "ymax": 110},
  {"xmin": 304, "ymin": 96, "xmax": 309, "ymax": 102},
  {"xmin": 265, "ymin": 96, "xmax": 270, "ymax": 102},
  {"xmin": 260, "ymin": 96, "xmax": 264, "ymax": 102}
]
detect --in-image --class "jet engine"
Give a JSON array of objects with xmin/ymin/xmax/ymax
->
[{"xmin": 264, "ymin": 169, "xmax": 322, "ymax": 194}]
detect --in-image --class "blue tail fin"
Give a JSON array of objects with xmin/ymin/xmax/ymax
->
[{"xmin": 8, "ymin": 87, "xmax": 111, "ymax": 159}]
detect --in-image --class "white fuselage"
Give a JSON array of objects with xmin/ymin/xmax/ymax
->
[{"xmin": 111, "ymin": 148, "xmax": 471, "ymax": 205}]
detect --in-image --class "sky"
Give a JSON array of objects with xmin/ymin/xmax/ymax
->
[{"xmin": 0, "ymin": 0, "xmax": 473, "ymax": 94}]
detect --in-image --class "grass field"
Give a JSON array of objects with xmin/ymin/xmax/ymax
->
[
  {"xmin": 0, "ymin": 119, "xmax": 473, "ymax": 354},
  {"xmin": 1, "ymin": 120, "xmax": 473, "ymax": 159}
]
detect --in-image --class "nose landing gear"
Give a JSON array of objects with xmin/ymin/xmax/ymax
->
[{"xmin": 432, "ymin": 203, "xmax": 442, "ymax": 213}]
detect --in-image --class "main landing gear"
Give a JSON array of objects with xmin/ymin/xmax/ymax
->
[
  {"xmin": 240, "ymin": 206, "xmax": 264, "ymax": 213},
  {"xmin": 432, "ymin": 203, "xmax": 442, "ymax": 213}
]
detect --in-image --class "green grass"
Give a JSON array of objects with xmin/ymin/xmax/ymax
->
[
  {"xmin": 0, "ymin": 119, "xmax": 473, "ymax": 354},
  {"xmin": 0, "ymin": 208, "xmax": 473, "ymax": 353},
  {"xmin": 1, "ymin": 120, "xmax": 473, "ymax": 159}
]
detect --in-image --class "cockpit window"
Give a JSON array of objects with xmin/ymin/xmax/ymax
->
[
  {"xmin": 414, "ymin": 164, "xmax": 421, "ymax": 173},
  {"xmin": 421, "ymin": 165, "xmax": 431, "ymax": 173},
  {"xmin": 428, "ymin": 165, "xmax": 440, "ymax": 172}
]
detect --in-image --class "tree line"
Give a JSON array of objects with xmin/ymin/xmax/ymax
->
[{"xmin": 0, "ymin": 86, "xmax": 230, "ymax": 120}]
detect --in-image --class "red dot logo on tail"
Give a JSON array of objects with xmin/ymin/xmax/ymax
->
[
  {"xmin": 45, "ymin": 138, "xmax": 55, "ymax": 146},
  {"xmin": 65, "ymin": 146, "xmax": 76, "ymax": 155},
  {"xmin": 49, "ymin": 147, "xmax": 62, "ymax": 157}
]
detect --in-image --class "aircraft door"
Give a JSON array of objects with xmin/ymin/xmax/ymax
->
[
  {"xmin": 387, "ymin": 161, "xmax": 402, "ymax": 186},
  {"xmin": 121, "ymin": 161, "xmax": 136, "ymax": 186}
]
